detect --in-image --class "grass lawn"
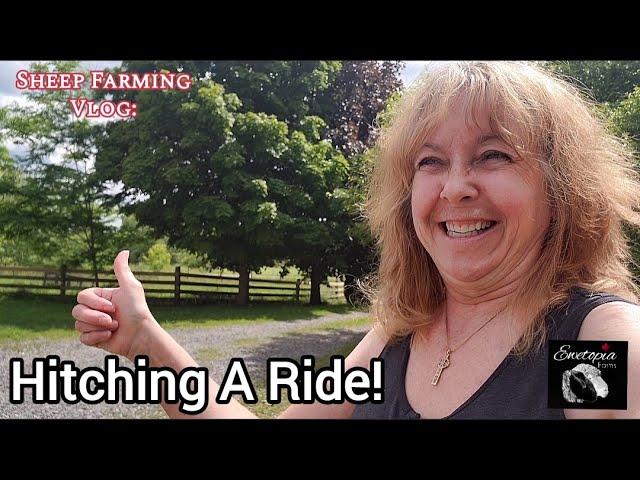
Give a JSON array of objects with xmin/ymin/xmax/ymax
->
[{"xmin": 0, "ymin": 293, "xmax": 363, "ymax": 344}]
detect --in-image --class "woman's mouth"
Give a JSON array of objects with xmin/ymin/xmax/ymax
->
[{"xmin": 439, "ymin": 220, "xmax": 498, "ymax": 238}]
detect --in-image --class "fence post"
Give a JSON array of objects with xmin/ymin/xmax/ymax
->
[
  {"xmin": 175, "ymin": 265, "xmax": 181, "ymax": 305},
  {"xmin": 295, "ymin": 278, "xmax": 301, "ymax": 302},
  {"xmin": 60, "ymin": 265, "xmax": 67, "ymax": 297}
]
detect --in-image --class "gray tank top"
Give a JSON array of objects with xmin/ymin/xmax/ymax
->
[{"xmin": 351, "ymin": 288, "xmax": 635, "ymax": 419}]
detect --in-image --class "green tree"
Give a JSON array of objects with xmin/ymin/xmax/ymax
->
[
  {"xmin": 106, "ymin": 214, "xmax": 157, "ymax": 266},
  {"xmin": 610, "ymin": 85, "xmax": 640, "ymax": 149},
  {"xmin": 0, "ymin": 144, "xmax": 93, "ymax": 267},
  {"xmin": 97, "ymin": 78, "xmax": 296, "ymax": 304},
  {"xmin": 276, "ymin": 117, "xmax": 350, "ymax": 304},
  {"xmin": 309, "ymin": 64, "xmax": 404, "ymax": 303},
  {"xmin": 96, "ymin": 62, "xmax": 349, "ymax": 305},
  {"xmin": 608, "ymin": 85, "xmax": 640, "ymax": 280},
  {"xmin": 0, "ymin": 61, "xmax": 114, "ymax": 282},
  {"xmin": 0, "ymin": 144, "xmax": 28, "ymax": 264},
  {"xmin": 549, "ymin": 61, "xmax": 640, "ymax": 104},
  {"xmin": 310, "ymin": 61, "xmax": 404, "ymax": 157}
]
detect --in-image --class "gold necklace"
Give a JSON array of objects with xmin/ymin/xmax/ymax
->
[{"xmin": 431, "ymin": 307, "xmax": 505, "ymax": 386}]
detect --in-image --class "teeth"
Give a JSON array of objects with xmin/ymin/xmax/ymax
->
[{"xmin": 445, "ymin": 221, "xmax": 494, "ymax": 236}]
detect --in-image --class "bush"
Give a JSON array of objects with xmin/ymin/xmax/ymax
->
[{"xmin": 142, "ymin": 240, "xmax": 172, "ymax": 271}]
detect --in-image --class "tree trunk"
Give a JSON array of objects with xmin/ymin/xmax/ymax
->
[
  {"xmin": 236, "ymin": 263, "xmax": 250, "ymax": 306},
  {"xmin": 309, "ymin": 263, "xmax": 324, "ymax": 305},
  {"xmin": 91, "ymin": 253, "xmax": 99, "ymax": 287},
  {"xmin": 87, "ymin": 201, "xmax": 99, "ymax": 287}
]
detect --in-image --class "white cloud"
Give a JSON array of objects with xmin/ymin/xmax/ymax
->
[
  {"xmin": 6, "ymin": 139, "xmax": 73, "ymax": 167},
  {"xmin": 0, "ymin": 61, "xmax": 29, "ymax": 96}
]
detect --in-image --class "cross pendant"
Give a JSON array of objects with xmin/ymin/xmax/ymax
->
[{"xmin": 431, "ymin": 349, "xmax": 451, "ymax": 386}]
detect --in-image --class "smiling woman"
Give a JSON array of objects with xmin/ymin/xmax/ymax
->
[
  {"xmin": 349, "ymin": 61, "xmax": 640, "ymax": 419},
  {"xmin": 410, "ymin": 100, "xmax": 551, "ymax": 289}
]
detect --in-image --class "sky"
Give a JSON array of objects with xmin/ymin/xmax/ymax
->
[{"xmin": 0, "ymin": 60, "xmax": 429, "ymax": 161}]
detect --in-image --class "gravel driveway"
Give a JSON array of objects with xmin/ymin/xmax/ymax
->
[{"xmin": 0, "ymin": 311, "xmax": 370, "ymax": 419}]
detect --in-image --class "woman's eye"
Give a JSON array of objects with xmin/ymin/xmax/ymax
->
[
  {"xmin": 480, "ymin": 150, "xmax": 511, "ymax": 163},
  {"xmin": 417, "ymin": 157, "xmax": 443, "ymax": 169}
]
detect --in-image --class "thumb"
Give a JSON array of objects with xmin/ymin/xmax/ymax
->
[{"xmin": 113, "ymin": 250, "xmax": 139, "ymax": 287}]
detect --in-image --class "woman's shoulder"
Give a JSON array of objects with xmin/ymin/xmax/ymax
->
[
  {"xmin": 559, "ymin": 285, "xmax": 639, "ymax": 344},
  {"xmin": 554, "ymin": 287, "xmax": 638, "ymax": 327},
  {"xmin": 547, "ymin": 287, "xmax": 633, "ymax": 340},
  {"xmin": 578, "ymin": 295, "xmax": 639, "ymax": 340},
  {"xmin": 565, "ymin": 286, "xmax": 639, "ymax": 327},
  {"xmin": 567, "ymin": 285, "xmax": 639, "ymax": 304},
  {"xmin": 569, "ymin": 289, "xmax": 640, "ymax": 419},
  {"xmin": 346, "ymin": 326, "xmax": 414, "ymax": 381},
  {"xmin": 345, "ymin": 326, "xmax": 391, "ymax": 367}
]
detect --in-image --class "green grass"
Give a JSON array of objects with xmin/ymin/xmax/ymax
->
[
  {"xmin": 0, "ymin": 293, "xmax": 361, "ymax": 344},
  {"xmin": 295, "ymin": 315, "xmax": 371, "ymax": 334},
  {"xmin": 195, "ymin": 346, "xmax": 224, "ymax": 362}
]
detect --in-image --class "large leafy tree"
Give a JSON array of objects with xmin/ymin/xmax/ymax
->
[
  {"xmin": 96, "ymin": 75, "xmax": 330, "ymax": 304},
  {"xmin": 213, "ymin": 61, "xmax": 402, "ymax": 304},
  {"xmin": 97, "ymin": 61, "xmax": 352, "ymax": 304},
  {"xmin": 205, "ymin": 61, "xmax": 351, "ymax": 303},
  {"xmin": 0, "ymin": 144, "xmax": 29, "ymax": 264},
  {"xmin": 210, "ymin": 61, "xmax": 403, "ymax": 304}
]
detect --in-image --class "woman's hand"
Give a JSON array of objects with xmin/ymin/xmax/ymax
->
[
  {"xmin": 70, "ymin": 251, "xmax": 259, "ymax": 419},
  {"xmin": 71, "ymin": 250, "xmax": 161, "ymax": 360}
]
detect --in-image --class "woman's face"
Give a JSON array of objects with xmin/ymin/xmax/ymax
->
[{"xmin": 411, "ymin": 100, "xmax": 551, "ymax": 287}]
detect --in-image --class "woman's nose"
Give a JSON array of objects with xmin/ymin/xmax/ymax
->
[{"xmin": 439, "ymin": 166, "xmax": 479, "ymax": 204}]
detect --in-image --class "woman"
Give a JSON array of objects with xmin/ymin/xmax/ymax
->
[{"xmin": 71, "ymin": 61, "xmax": 640, "ymax": 419}]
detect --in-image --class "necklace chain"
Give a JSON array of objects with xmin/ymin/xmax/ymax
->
[
  {"xmin": 445, "ymin": 307, "xmax": 504, "ymax": 353},
  {"xmin": 431, "ymin": 306, "xmax": 506, "ymax": 386}
]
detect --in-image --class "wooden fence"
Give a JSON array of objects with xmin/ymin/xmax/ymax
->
[{"xmin": 0, "ymin": 265, "xmax": 345, "ymax": 303}]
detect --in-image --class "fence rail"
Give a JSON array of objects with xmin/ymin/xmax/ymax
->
[{"xmin": 0, "ymin": 265, "xmax": 344, "ymax": 303}]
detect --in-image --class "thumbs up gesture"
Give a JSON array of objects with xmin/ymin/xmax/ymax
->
[{"xmin": 71, "ymin": 250, "xmax": 159, "ymax": 360}]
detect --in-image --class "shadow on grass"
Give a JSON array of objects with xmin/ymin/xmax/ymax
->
[{"xmin": 0, "ymin": 292, "xmax": 364, "ymax": 337}]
